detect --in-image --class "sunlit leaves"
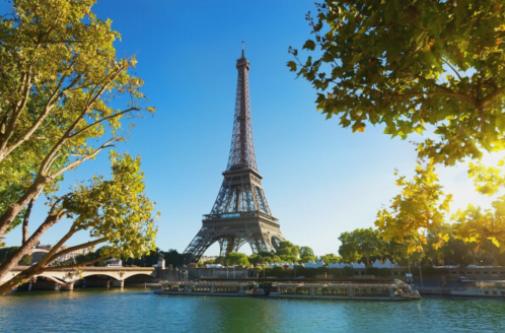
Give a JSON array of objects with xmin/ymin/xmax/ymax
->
[
  {"xmin": 290, "ymin": 0, "xmax": 505, "ymax": 165},
  {"xmin": 62, "ymin": 154, "xmax": 157, "ymax": 259},
  {"xmin": 0, "ymin": 1, "xmax": 156, "ymax": 258},
  {"xmin": 468, "ymin": 159, "xmax": 505, "ymax": 195},
  {"xmin": 375, "ymin": 161, "xmax": 452, "ymax": 257},
  {"xmin": 452, "ymin": 199, "xmax": 505, "ymax": 255},
  {"xmin": 0, "ymin": 0, "xmax": 148, "ymax": 198}
]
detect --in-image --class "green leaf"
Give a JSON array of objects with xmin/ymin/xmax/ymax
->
[
  {"xmin": 287, "ymin": 60, "xmax": 297, "ymax": 72},
  {"xmin": 303, "ymin": 39, "xmax": 316, "ymax": 51}
]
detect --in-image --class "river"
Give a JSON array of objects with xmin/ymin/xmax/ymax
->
[{"xmin": 0, "ymin": 290, "xmax": 504, "ymax": 332}]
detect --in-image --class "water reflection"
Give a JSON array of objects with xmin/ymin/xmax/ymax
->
[
  {"xmin": 1, "ymin": 291, "xmax": 505, "ymax": 332},
  {"xmin": 190, "ymin": 297, "xmax": 279, "ymax": 332}
]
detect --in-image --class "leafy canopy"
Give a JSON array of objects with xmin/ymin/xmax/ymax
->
[
  {"xmin": 375, "ymin": 162, "xmax": 452, "ymax": 256},
  {"xmin": 338, "ymin": 227, "xmax": 385, "ymax": 265},
  {"xmin": 223, "ymin": 252, "xmax": 250, "ymax": 267},
  {"xmin": 290, "ymin": 0, "xmax": 505, "ymax": 164},
  {"xmin": 61, "ymin": 153, "xmax": 157, "ymax": 259},
  {"xmin": 0, "ymin": 0, "xmax": 151, "ymax": 234},
  {"xmin": 0, "ymin": 0, "xmax": 156, "ymax": 269}
]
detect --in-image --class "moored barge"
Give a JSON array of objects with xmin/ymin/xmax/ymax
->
[{"xmin": 158, "ymin": 279, "xmax": 420, "ymax": 301}]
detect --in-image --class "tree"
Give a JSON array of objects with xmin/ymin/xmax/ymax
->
[
  {"xmin": 0, "ymin": 0, "xmax": 156, "ymax": 293},
  {"xmin": 319, "ymin": 253, "xmax": 340, "ymax": 265},
  {"xmin": 468, "ymin": 159, "xmax": 505, "ymax": 196},
  {"xmin": 163, "ymin": 249, "xmax": 187, "ymax": 268},
  {"xmin": 276, "ymin": 241, "xmax": 300, "ymax": 263},
  {"xmin": 289, "ymin": 0, "xmax": 505, "ymax": 165},
  {"xmin": 449, "ymin": 159, "xmax": 505, "ymax": 264},
  {"xmin": 452, "ymin": 199, "xmax": 505, "ymax": 265},
  {"xmin": 437, "ymin": 237, "xmax": 475, "ymax": 266},
  {"xmin": 248, "ymin": 252, "xmax": 281, "ymax": 266},
  {"xmin": 338, "ymin": 228, "xmax": 385, "ymax": 266},
  {"xmin": 125, "ymin": 247, "xmax": 163, "ymax": 267},
  {"xmin": 224, "ymin": 252, "xmax": 249, "ymax": 267},
  {"xmin": 299, "ymin": 246, "xmax": 316, "ymax": 262},
  {"xmin": 0, "ymin": 154, "xmax": 157, "ymax": 293},
  {"xmin": 375, "ymin": 162, "xmax": 452, "ymax": 263}
]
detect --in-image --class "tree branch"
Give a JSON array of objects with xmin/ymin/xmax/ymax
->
[
  {"xmin": 431, "ymin": 82, "xmax": 476, "ymax": 106},
  {"xmin": 21, "ymin": 198, "xmax": 35, "ymax": 245},
  {"xmin": 49, "ymin": 137, "xmax": 119, "ymax": 178},
  {"xmin": 36, "ymin": 223, "xmax": 79, "ymax": 268},
  {"xmin": 0, "ymin": 175, "xmax": 48, "ymax": 237},
  {"xmin": 481, "ymin": 87, "xmax": 505, "ymax": 109},
  {"xmin": 0, "ymin": 204, "xmax": 65, "ymax": 281},
  {"xmin": 0, "ymin": 72, "xmax": 83, "ymax": 162},
  {"xmin": 68, "ymin": 106, "xmax": 140, "ymax": 139},
  {"xmin": 442, "ymin": 58, "xmax": 463, "ymax": 81},
  {"xmin": 48, "ymin": 257, "xmax": 104, "ymax": 270},
  {"xmin": 39, "ymin": 63, "xmax": 128, "ymax": 177},
  {"xmin": 48, "ymin": 237, "xmax": 107, "ymax": 264},
  {"xmin": 0, "ymin": 64, "xmax": 128, "ymax": 243},
  {"xmin": 0, "ymin": 67, "xmax": 33, "ymax": 152}
]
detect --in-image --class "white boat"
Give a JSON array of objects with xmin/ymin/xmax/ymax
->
[{"xmin": 450, "ymin": 280, "xmax": 505, "ymax": 298}]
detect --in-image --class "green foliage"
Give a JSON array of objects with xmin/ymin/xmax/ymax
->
[
  {"xmin": 223, "ymin": 252, "xmax": 249, "ymax": 267},
  {"xmin": 299, "ymin": 246, "xmax": 316, "ymax": 262},
  {"xmin": 61, "ymin": 153, "xmax": 157, "ymax": 259},
  {"xmin": 1, "ymin": 0, "xmax": 143, "ymax": 201},
  {"xmin": 163, "ymin": 249, "xmax": 187, "ymax": 268},
  {"xmin": 291, "ymin": 0, "xmax": 505, "ymax": 164},
  {"xmin": 0, "ymin": 0, "xmax": 152, "ymax": 235},
  {"xmin": 338, "ymin": 228, "xmax": 385, "ymax": 265},
  {"xmin": 0, "ymin": 247, "xmax": 19, "ymax": 265},
  {"xmin": 248, "ymin": 252, "xmax": 282, "ymax": 266},
  {"xmin": 319, "ymin": 253, "xmax": 341, "ymax": 264},
  {"xmin": 436, "ymin": 236, "xmax": 476, "ymax": 266},
  {"xmin": 276, "ymin": 241, "xmax": 300, "ymax": 262},
  {"xmin": 375, "ymin": 162, "xmax": 452, "ymax": 257},
  {"xmin": 125, "ymin": 247, "xmax": 162, "ymax": 267},
  {"xmin": 453, "ymin": 197, "xmax": 505, "ymax": 257},
  {"xmin": 0, "ymin": 0, "xmax": 157, "ymax": 288},
  {"xmin": 468, "ymin": 159, "xmax": 505, "ymax": 195}
]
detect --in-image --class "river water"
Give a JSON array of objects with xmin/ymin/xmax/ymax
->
[{"xmin": 1, "ymin": 290, "xmax": 504, "ymax": 332}]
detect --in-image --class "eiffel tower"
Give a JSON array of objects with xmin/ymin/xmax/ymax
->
[{"xmin": 184, "ymin": 50, "xmax": 285, "ymax": 262}]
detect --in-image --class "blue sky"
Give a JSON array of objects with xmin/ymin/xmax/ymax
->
[{"xmin": 3, "ymin": 0, "xmax": 496, "ymax": 255}]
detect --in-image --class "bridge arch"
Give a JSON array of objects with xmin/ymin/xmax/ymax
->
[
  {"xmin": 78, "ymin": 272, "xmax": 122, "ymax": 281},
  {"xmin": 122, "ymin": 271, "xmax": 154, "ymax": 280},
  {"xmin": 35, "ymin": 273, "xmax": 67, "ymax": 286}
]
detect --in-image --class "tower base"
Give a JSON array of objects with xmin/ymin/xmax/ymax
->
[{"xmin": 184, "ymin": 211, "xmax": 284, "ymax": 262}]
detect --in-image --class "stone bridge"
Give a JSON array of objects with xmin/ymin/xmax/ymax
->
[{"xmin": 1, "ymin": 266, "xmax": 155, "ymax": 290}]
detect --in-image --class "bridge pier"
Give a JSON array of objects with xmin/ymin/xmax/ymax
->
[
  {"xmin": 111, "ymin": 280, "xmax": 125, "ymax": 289},
  {"xmin": 62, "ymin": 282, "xmax": 74, "ymax": 291}
]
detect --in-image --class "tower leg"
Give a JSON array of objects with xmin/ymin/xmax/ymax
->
[{"xmin": 184, "ymin": 226, "xmax": 215, "ymax": 262}]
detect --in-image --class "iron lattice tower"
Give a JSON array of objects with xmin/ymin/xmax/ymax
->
[{"xmin": 184, "ymin": 51, "xmax": 285, "ymax": 261}]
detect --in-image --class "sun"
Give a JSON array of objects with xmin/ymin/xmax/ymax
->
[{"xmin": 438, "ymin": 151, "xmax": 505, "ymax": 214}]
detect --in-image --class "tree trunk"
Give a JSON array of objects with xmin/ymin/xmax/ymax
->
[
  {"xmin": 0, "ymin": 212, "xmax": 60, "ymax": 282},
  {"xmin": 0, "ymin": 176, "xmax": 47, "ymax": 237},
  {"xmin": 418, "ymin": 263, "xmax": 424, "ymax": 287},
  {"xmin": 0, "ymin": 265, "xmax": 41, "ymax": 295},
  {"xmin": 22, "ymin": 199, "xmax": 34, "ymax": 245}
]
